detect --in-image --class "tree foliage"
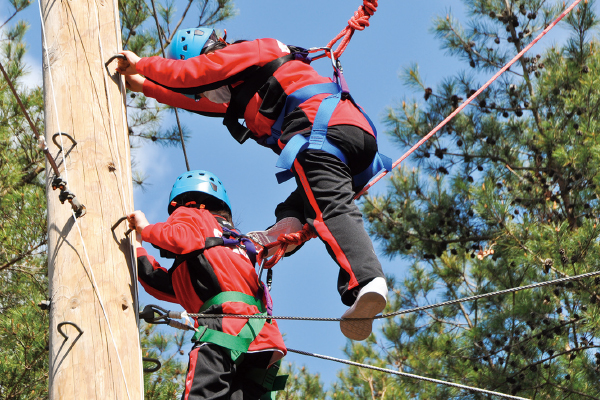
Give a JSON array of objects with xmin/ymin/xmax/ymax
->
[
  {"xmin": 348, "ymin": 0, "xmax": 600, "ymax": 398},
  {"xmin": 0, "ymin": 3, "xmax": 49, "ymax": 399}
]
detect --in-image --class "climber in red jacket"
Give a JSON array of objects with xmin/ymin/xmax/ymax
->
[
  {"xmin": 128, "ymin": 170, "xmax": 287, "ymax": 400},
  {"xmin": 119, "ymin": 27, "xmax": 389, "ymax": 341}
]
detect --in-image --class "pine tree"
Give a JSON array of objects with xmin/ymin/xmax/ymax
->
[
  {"xmin": 0, "ymin": 3, "xmax": 50, "ymax": 399},
  {"xmin": 342, "ymin": 0, "xmax": 600, "ymax": 398}
]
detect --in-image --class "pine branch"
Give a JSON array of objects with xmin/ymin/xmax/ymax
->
[{"xmin": 0, "ymin": 240, "xmax": 47, "ymax": 272}]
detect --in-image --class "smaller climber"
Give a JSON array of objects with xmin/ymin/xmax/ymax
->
[{"xmin": 128, "ymin": 170, "xmax": 287, "ymax": 400}]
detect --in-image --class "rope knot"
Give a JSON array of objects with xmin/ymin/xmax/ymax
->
[
  {"xmin": 347, "ymin": 0, "xmax": 377, "ymax": 30},
  {"xmin": 326, "ymin": 0, "xmax": 378, "ymax": 59}
]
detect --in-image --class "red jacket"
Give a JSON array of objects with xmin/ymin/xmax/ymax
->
[
  {"xmin": 138, "ymin": 38, "xmax": 374, "ymax": 152},
  {"xmin": 137, "ymin": 206, "xmax": 286, "ymax": 360}
]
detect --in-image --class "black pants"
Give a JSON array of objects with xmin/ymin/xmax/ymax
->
[
  {"xmin": 181, "ymin": 343, "xmax": 270, "ymax": 400},
  {"xmin": 275, "ymin": 125, "xmax": 385, "ymax": 306}
]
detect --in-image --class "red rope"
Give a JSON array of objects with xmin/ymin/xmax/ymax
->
[
  {"xmin": 326, "ymin": 0, "xmax": 378, "ymax": 60},
  {"xmin": 353, "ymin": 0, "xmax": 584, "ymax": 200},
  {"xmin": 257, "ymin": 224, "xmax": 318, "ymax": 269}
]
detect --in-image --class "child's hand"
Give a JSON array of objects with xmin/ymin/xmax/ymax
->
[
  {"xmin": 125, "ymin": 74, "xmax": 145, "ymax": 92},
  {"xmin": 127, "ymin": 210, "xmax": 150, "ymax": 235},
  {"xmin": 116, "ymin": 50, "xmax": 141, "ymax": 75}
]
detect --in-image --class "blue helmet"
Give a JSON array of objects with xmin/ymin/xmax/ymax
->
[
  {"xmin": 166, "ymin": 28, "xmax": 217, "ymax": 60},
  {"xmin": 168, "ymin": 170, "xmax": 231, "ymax": 215}
]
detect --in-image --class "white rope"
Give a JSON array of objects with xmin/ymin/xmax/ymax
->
[{"xmin": 38, "ymin": 1, "xmax": 133, "ymax": 398}]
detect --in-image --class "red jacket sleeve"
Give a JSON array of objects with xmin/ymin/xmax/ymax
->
[
  {"xmin": 141, "ymin": 207, "xmax": 206, "ymax": 255},
  {"xmin": 143, "ymin": 79, "xmax": 228, "ymax": 116},
  {"xmin": 136, "ymin": 39, "xmax": 285, "ymax": 92}
]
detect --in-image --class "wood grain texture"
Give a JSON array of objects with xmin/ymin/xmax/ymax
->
[{"xmin": 41, "ymin": 0, "xmax": 142, "ymax": 398}]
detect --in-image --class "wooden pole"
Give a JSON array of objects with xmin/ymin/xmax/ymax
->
[{"xmin": 40, "ymin": 0, "xmax": 142, "ymax": 397}]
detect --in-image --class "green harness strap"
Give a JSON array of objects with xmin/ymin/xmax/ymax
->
[
  {"xmin": 192, "ymin": 291, "xmax": 268, "ymax": 362},
  {"xmin": 199, "ymin": 291, "xmax": 265, "ymax": 313}
]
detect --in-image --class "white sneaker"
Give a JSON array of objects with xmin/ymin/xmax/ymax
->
[
  {"xmin": 246, "ymin": 217, "xmax": 303, "ymax": 257},
  {"xmin": 340, "ymin": 277, "xmax": 388, "ymax": 341}
]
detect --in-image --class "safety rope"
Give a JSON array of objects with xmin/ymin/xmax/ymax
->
[
  {"xmin": 158, "ymin": 269, "xmax": 600, "ymax": 322},
  {"xmin": 39, "ymin": 2, "xmax": 134, "ymax": 398},
  {"xmin": 287, "ymin": 348, "xmax": 529, "ymax": 400},
  {"xmin": 257, "ymin": 224, "xmax": 317, "ymax": 269},
  {"xmin": 326, "ymin": 0, "xmax": 378, "ymax": 60},
  {"xmin": 354, "ymin": 0, "xmax": 584, "ymax": 199}
]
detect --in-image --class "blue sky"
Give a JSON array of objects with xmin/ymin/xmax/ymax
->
[{"xmin": 16, "ymin": 0, "xmax": 588, "ymax": 390}]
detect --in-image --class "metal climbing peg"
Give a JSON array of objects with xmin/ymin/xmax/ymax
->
[
  {"xmin": 104, "ymin": 54, "xmax": 126, "ymax": 75},
  {"xmin": 111, "ymin": 215, "xmax": 133, "ymax": 236}
]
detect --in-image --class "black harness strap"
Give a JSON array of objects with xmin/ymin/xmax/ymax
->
[{"xmin": 223, "ymin": 54, "xmax": 297, "ymax": 144}]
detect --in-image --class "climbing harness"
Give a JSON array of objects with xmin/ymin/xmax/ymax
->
[
  {"xmin": 0, "ymin": 60, "xmax": 86, "ymax": 218},
  {"xmin": 270, "ymin": 1, "xmax": 386, "ymax": 186},
  {"xmin": 215, "ymin": 2, "xmax": 389, "ymax": 187},
  {"xmin": 273, "ymin": 53, "xmax": 393, "ymax": 188},
  {"xmin": 192, "ymin": 292, "xmax": 269, "ymax": 361},
  {"xmin": 141, "ymin": 295, "xmax": 288, "ymax": 397}
]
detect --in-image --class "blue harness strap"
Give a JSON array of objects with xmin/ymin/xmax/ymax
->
[
  {"xmin": 274, "ymin": 78, "xmax": 392, "ymax": 188},
  {"xmin": 269, "ymin": 82, "xmax": 340, "ymax": 143}
]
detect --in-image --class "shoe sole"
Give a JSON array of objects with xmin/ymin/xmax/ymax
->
[{"xmin": 340, "ymin": 292, "xmax": 386, "ymax": 341}]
